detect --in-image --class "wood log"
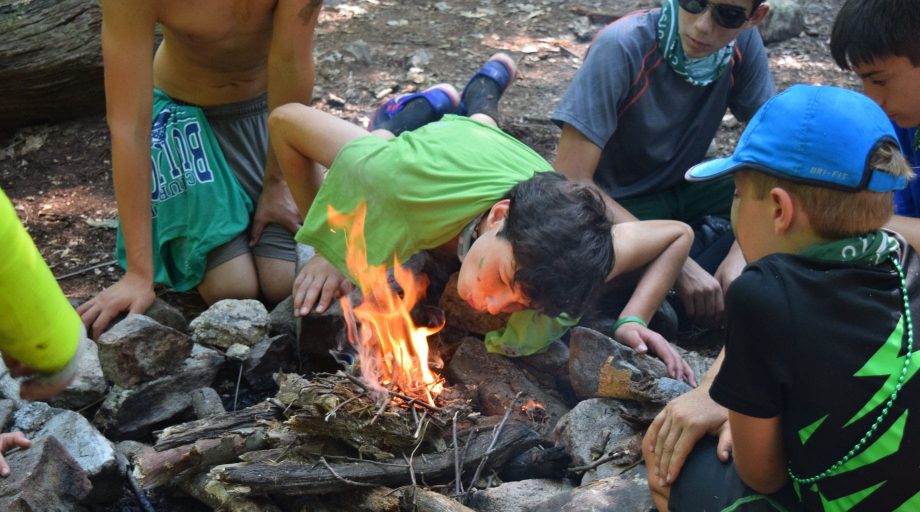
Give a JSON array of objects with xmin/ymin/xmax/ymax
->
[
  {"xmin": 0, "ymin": 0, "xmax": 105, "ymax": 128},
  {"xmin": 400, "ymin": 488, "xmax": 476, "ymax": 512},
  {"xmin": 211, "ymin": 423, "xmax": 542, "ymax": 495},
  {"xmin": 135, "ymin": 431, "xmax": 269, "ymax": 489},
  {"xmin": 154, "ymin": 401, "xmax": 281, "ymax": 451},
  {"xmin": 179, "ymin": 473, "xmax": 283, "ymax": 512}
]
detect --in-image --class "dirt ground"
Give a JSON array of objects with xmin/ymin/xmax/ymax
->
[{"xmin": 0, "ymin": 0, "xmax": 856, "ymax": 317}]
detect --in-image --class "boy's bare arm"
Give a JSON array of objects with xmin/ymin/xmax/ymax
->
[
  {"xmin": 250, "ymin": 0, "xmax": 323, "ymax": 243},
  {"xmin": 77, "ymin": 0, "xmax": 159, "ymax": 339},
  {"xmin": 729, "ymin": 411, "xmax": 787, "ymax": 494},
  {"xmin": 886, "ymin": 215, "xmax": 920, "ymax": 252},
  {"xmin": 609, "ymin": 220, "xmax": 695, "ymax": 384},
  {"xmin": 645, "ymin": 349, "xmax": 730, "ymax": 487}
]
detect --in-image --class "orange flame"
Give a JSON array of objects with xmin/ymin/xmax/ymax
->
[{"xmin": 329, "ymin": 202, "xmax": 444, "ymax": 406}]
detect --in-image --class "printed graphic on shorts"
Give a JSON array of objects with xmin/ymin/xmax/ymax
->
[{"xmin": 150, "ymin": 108, "xmax": 217, "ymax": 217}]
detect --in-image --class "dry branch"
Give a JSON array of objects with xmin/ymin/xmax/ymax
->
[
  {"xmin": 154, "ymin": 402, "xmax": 281, "ymax": 451},
  {"xmin": 210, "ymin": 423, "xmax": 541, "ymax": 495}
]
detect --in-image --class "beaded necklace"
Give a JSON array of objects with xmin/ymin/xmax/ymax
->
[{"xmin": 788, "ymin": 254, "xmax": 914, "ymax": 485}]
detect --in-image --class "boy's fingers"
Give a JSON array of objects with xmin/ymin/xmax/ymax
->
[{"xmin": 249, "ymin": 220, "xmax": 266, "ymax": 248}]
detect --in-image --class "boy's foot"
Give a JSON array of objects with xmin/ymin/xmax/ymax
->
[
  {"xmin": 368, "ymin": 83, "xmax": 460, "ymax": 135},
  {"xmin": 458, "ymin": 52, "xmax": 517, "ymax": 121}
]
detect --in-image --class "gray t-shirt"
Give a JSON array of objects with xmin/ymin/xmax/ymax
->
[{"xmin": 552, "ymin": 8, "xmax": 775, "ymax": 200}]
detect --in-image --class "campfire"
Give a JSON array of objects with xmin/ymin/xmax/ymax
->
[{"xmin": 329, "ymin": 201, "xmax": 445, "ymax": 407}]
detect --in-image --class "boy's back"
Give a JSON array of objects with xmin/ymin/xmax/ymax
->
[{"xmin": 713, "ymin": 236, "xmax": 920, "ymax": 509}]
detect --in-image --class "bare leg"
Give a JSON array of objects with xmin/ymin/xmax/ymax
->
[
  {"xmin": 469, "ymin": 113, "xmax": 497, "ymax": 128},
  {"xmin": 197, "ymin": 254, "xmax": 260, "ymax": 304},
  {"xmin": 255, "ymin": 256, "xmax": 296, "ymax": 303}
]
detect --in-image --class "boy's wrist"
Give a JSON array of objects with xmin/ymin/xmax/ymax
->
[{"xmin": 613, "ymin": 316, "xmax": 647, "ymax": 332}]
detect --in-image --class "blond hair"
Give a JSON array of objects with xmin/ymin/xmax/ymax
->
[{"xmin": 741, "ymin": 144, "xmax": 914, "ymax": 238}]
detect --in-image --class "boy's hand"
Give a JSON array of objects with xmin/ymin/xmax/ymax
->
[
  {"xmin": 77, "ymin": 271, "xmax": 156, "ymax": 339},
  {"xmin": 293, "ymin": 255, "xmax": 353, "ymax": 316},
  {"xmin": 250, "ymin": 177, "xmax": 303, "ymax": 246},
  {"xmin": 675, "ymin": 259, "xmax": 724, "ymax": 327},
  {"xmin": 644, "ymin": 386, "xmax": 731, "ymax": 487},
  {"xmin": 614, "ymin": 323, "xmax": 696, "ymax": 386},
  {"xmin": 0, "ymin": 432, "xmax": 31, "ymax": 477}
]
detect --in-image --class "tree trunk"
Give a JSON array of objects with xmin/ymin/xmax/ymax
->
[{"xmin": 0, "ymin": 0, "xmax": 104, "ymax": 129}]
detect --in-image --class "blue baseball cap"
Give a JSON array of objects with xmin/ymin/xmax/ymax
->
[{"xmin": 686, "ymin": 84, "xmax": 906, "ymax": 192}]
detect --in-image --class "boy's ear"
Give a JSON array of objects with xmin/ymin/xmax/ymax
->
[
  {"xmin": 485, "ymin": 199, "xmax": 511, "ymax": 229},
  {"xmin": 768, "ymin": 187, "xmax": 795, "ymax": 235},
  {"xmin": 748, "ymin": 3, "xmax": 770, "ymax": 26}
]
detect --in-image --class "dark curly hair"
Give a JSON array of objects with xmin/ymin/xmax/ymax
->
[
  {"xmin": 830, "ymin": 0, "xmax": 920, "ymax": 70},
  {"xmin": 497, "ymin": 172, "xmax": 614, "ymax": 318}
]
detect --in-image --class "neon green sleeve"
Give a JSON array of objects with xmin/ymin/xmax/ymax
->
[
  {"xmin": 0, "ymin": 188, "xmax": 81, "ymax": 373},
  {"xmin": 483, "ymin": 311, "xmax": 580, "ymax": 356}
]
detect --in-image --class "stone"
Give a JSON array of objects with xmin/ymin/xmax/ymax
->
[
  {"xmin": 190, "ymin": 299, "xmax": 271, "ymax": 350},
  {"xmin": 531, "ymin": 465, "xmax": 654, "ymax": 511},
  {"xmin": 409, "ymin": 48, "xmax": 432, "ymax": 67},
  {"xmin": 191, "ymin": 387, "xmax": 226, "ymax": 418},
  {"xmin": 344, "ymin": 39, "xmax": 373, "ymax": 65},
  {"xmin": 226, "ymin": 343, "xmax": 251, "ymax": 361},
  {"xmin": 244, "ymin": 334, "xmax": 299, "ymax": 391},
  {"xmin": 517, "ymin": 341, "xmax": 570, "ymax": 391},
  {"xmin": 0, "ymin": 436, "xmax": 91, "ymax": 511},
  {"xmin": 757, "ymin": 0, "xmax": 805, "ymax": 44},
  {"xmin": 143, "ymin": 298, "xmax": 189, "ymax": 333},
  {"xmin": 568, "ymin": 327, "xmax": 669, "ymax": 401},
  {"xmin": 467, "ymin": 479, "xmax": 575, "ymax": 512},
  {"xmin": 93, "ymin": 345, "xmax": 225, "ymax": 440},
  {"xmin": 27, "ymin": 410, "xmax": 123, "ymax": 503},
  {"xmin": 44, "ymin": 336, "xmax": 108, "ymax": 410},
  {"xmin": 499, "ymin": 445, "xmax": 570, "ymax": 482},
  {"xmin": 446, "ymin": 338, "xmax": 570, "ymax": 440},
  {"xmin": 270, "ymin": 295, "xmax": 297, "ymax": 338},
  {"xmin": 554, "ymin": 398, "xmax": 639, "ymax": 483},
  {"xmin": 97, "ymin": 314, "xmax": 193, "ymax": 387},
  {"xmin": 0, "ymin": 399, "xmax": 14, "ymax": 430},
  {"xmin": 439, "ymin": 273, "xmax": 509, "ymax": 335}
]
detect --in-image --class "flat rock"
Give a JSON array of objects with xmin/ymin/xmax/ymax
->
[
  {"xmin": 191, "ymin": 299, "xmax": 270, "ymax": 349},
  {"xmin": 97, "ymin": 314, "xmax": 193, "ymax": 387},
  {"xmin": 758, "ymin": 0, "xmax": 805, "ymax": 44},
  {"xmin": 244, "ymin": 334, "xmax": 298, "ymax": 390},
  {"xmin": 93, "ymin": 345, "xmax": 225, "ymax": 440},
  {"xmin": 439, "ymin": 273, "xmax": 509, "ymax": 335},
  {"xmin": 270, "ymin": 296, "xmax": 297, "ymax": 338},
  {"xmin": 568, "ymin": 327, "xmax": 669, "ymax": 401},
  {"xmin": 0, "ymin": 436, "xmax": 91, "ymax": 511},
  {"xmin": 144, "ymin": 298, "xmax": 189, "ymax": 333},
  {"xmin": 528, "ymin": 465, "xmax": 654, "ymax": 511},
  {"xmin": 554, "ymin": 398, "xmax": 639, "ymax": 483},
  {"xmin": 468, "ymin": 478, "xmax": 575, "ymax": 512}
]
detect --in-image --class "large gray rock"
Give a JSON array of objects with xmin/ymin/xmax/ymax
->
[
  {"xmin": 244, "ymin": 334, "xmax": 299, "ymax": 390},
  {"xmin": 554, "ymin": 398, "xmax": 639, "ymax": 483},
  {"xmin": 0, "ymin": 436, "xmax": 92, "ymax": 511},
  {"xmin": 94, "ymin": 345, "xmax": 225, "ymax": 440},
  {"xmin": 0, "ymin": 399, "xmax": 14, "ymax": 430},
  {"xmin": 29, "ymin": 410, "xmax": 123, "ymax": 504},
  {"xmin": 528, "ymin": 465, "xmax": 655, "ymax": 511},
  {"xmin": 757, "ymin": 0, "xmax": 805, "ymax": 44},
  {"xmin": 97, "ymin": 314, "xmax": 193, "ymax": 387},
  {"xmin": 144, "ymin": 298, "xmax": 189, "ymax": 333},
  {"xmin": 191, "ymin": 299, "xmax": 271, "ymax": 349},
  {"xmin": 270, "ymin": 296, "xmax": 297, "ymax": 338},
  {"xmin": 467, "ymin": 479, "xmax": 575, "ymax": 512},
  {"xmin": 45, "ymin": 336, "xmax": 108, "ymax": 410}
]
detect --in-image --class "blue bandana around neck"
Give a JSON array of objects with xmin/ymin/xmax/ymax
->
[{"xmin": 657, "ymin": 0, "xmax": 735, "ymax": 86}]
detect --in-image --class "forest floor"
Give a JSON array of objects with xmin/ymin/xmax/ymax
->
[{"xmin": 0, "ymin": 0, "xmax": 855, "ymax": 317}]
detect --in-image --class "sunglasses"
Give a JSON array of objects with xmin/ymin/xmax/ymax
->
[{"xmin": 678, "ymin": 0, "xmax": 751, "ymax": 29}]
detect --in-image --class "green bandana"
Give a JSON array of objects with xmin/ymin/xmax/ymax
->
[
  {"xmin": 799, "ymin": 230, "xmax": 899, "ymax": 266},
  {"xmin": 657, "ymin": 0, "xmax": 735, "ymax": 86}
]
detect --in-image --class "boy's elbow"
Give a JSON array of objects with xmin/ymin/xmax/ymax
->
[{"xmin": 742, "ymin": 473, "xmax": 789, "ymax": 495}]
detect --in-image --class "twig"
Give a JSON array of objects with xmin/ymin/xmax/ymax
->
[
  {"xmin": 368, "ymin": 398, "xmax": 389, "ymax": 426},
  {"xmin": 126, "ymin": 464, "xmax": 156, "ymax": 512},
  {"xmin": 282, "ymin": 387, "xmax": 311, "ymax": 416},
  {"xmin": 465, "ymin": 392, "xmax": 522, "ymax": 499},
  {"xmin": 319, "ymin": 454, "xmax": 407, "ymax": 467},
  {"xmin": 54, "ymin": 259, "xmax": 118, "ymax": 281},
  {"xmin": 412, "ymin": 409, "xmax": 429, "ymax": 440},
  {"xmin": 319, "ymin": 457, "xmax": 377, "ymax": 487},
  {"xmin": 568, "ymin": 450, "xmax": 628, "ymax": 473},
  {"xmin": 453, "ymin": 412, "xmax": 463, "ymax": 495},
  {"xmin": 232, "ymin": 361, "xmax": 243, "ymax": 412},
  {"xmin": 324, "ymin": 394, "xmax": 364, "ymax": 422}
]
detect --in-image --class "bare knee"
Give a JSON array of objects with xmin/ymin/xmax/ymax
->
[
  {"xmin": 255, "ymin": 257, "xmax": 295, "ymax": 304},
  {"xmin": 198, "ymin": 255, "xmax": 260, "ymax": 304}
]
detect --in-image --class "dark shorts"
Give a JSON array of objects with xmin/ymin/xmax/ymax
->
[
  {"xmin": 669, "ymin": 436, "xmax": 801, "ymax": 512},
  {"xmin": 202, "ymin": 95, "xmax": 297, "ymax": 269}
]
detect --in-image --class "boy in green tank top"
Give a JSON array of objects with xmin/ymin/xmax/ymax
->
[{"xmin": 270, "ymin": 56, "xmax": 696, "ymax": 383}]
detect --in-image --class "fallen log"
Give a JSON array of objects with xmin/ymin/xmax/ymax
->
[
  {"xmin": 0, "ymin": 0, "xmax": 104, "ymax": 128},
  {"xmin": 179, "ymin": 473, "xmax": 282, "ymax": 512},
  {"xmin": 210, "ymin": 423, "xmax": 542, "ymax": 495},
  {"xmin": 154, "ymin": 401, "xmax": 281, "ymax": 451},
  {"xmin": 135, "ymin": 431, "xmax": 269, "ymax": 489}
]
